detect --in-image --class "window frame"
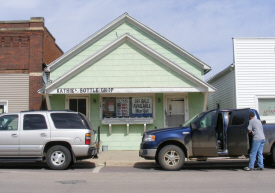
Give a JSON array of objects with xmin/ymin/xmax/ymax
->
[
  {"xmin": 23, "ymin": 114, "xmax": 48, "ymax": 130},
  {"xmin": 100, "ymin": 93, "xmax": 155, "ymax": 124},
  {"xmin": 0, "ymin": 100, "xmax": 8, "ymax": 114},
  {"xmin": 255, "ymin": 95, "xmax": 275, "ymax": 123},
  {"xmin": 65, "ymin": 95, "xmax": 90, "ymax": 119},
  {"xmin": 50, "ymin": 112, "xmax": 90, "ymax": 129},
  {"xmin": 0, "ymin": 114, "xmax": 18, "ymax": 131},
  {"xmin": 198, "ymin": 110, "xmax": 217, "ymax": 129},
  {"xmin": 230, "ymin": 110, "xmax": 246, "ymax": 126}
]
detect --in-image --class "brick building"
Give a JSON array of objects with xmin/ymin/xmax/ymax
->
[{"xmin": 0, "ymin": 17, "xmax": 63, "ymax": 113}]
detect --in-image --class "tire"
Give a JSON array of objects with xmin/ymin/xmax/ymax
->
[
  {"xmin": 46, "ymin": 145, "xmax": 72, "ymax": 170},
  {"xmin": 158, "ymin": 145, "xmax": 185, "ymax": 171},
  {"xmin": 155, "ymin": 157, "xmax": 160, "ymax": 165},
  {"xmin": 271, "ymin": 148, "xmax": 275, "ymax": 165}
]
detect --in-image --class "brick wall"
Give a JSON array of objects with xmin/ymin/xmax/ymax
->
[
  {"xmin": 0, "ymin": 35, "xmax": 30, "ymax": 70},
  {"xmin": 43, "ymin": 28, "xmax": 63, "ymax": 65},
  {"xmin": 0, "ymin": 17, "xmax": 63, "ymax": 110}
]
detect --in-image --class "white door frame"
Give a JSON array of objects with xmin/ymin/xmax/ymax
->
[
  {"xmin": 0, "ymin": 100, "xmax": 8, "ymax": 114},
  {"xmin": 163, "ymin": 93, "xmax": 189, "ymax": 127},
  {"xmin": 65, "ymin": 95, "xmax": 90, "ymax": 119}
]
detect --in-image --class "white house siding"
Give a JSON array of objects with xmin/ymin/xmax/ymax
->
[
  {"xmin": 0, "ymin": 73, "xmax": 29, "ymax": 113},
  {"xmin": 207, "ymin": 66, "xmax": 235, "ymax": 110},
  {"xmin": 233, "ymin": 38, "xmax": 275, "ymax": 121}
]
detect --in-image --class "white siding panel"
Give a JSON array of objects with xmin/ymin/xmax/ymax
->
[
  {"xmin": 0, "ymin": 73, "xmax": 29, "ymax": 112},
  {"xmin": 234, "ymin": 38, "xmax": 275, "ymax": 112},
  {"xmin": 207, "ymin": 70, "xmax": 235, "ymax": 110}
]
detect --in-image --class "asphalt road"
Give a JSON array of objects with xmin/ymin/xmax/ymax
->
[{"xmin": 0, "ymin": 160, "xmax": 274, "ymax": 193}]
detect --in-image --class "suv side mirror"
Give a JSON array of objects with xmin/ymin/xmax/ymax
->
[{"xmin": 190, "ymin": 122, "xmax": 197, "ymax": 130}]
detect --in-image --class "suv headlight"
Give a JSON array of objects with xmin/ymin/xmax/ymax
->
[{"xmin": 143, "ymin": 135, "xmax": 155, "ymax": 142}]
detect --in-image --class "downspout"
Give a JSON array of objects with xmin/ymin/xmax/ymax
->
[
  {"xmin": 45, "ymin": 94, "xmax": 51, "ymax": 110},
  {"xmin": 203, "ymin": 92, "xmax": 209, "ymax": 111}
]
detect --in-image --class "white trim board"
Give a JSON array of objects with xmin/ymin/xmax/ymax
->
[
  {"xmin": 39, "ymin": 33, "xmax": 215, "ymax": 95},
  {"xmin": 45, "ymin": 13, "xmax": 211, "ymax": 72}
]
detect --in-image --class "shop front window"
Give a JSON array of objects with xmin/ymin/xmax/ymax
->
[
  {"xmin": 258, "ymin": 99, "xmax": 275, "ymax": 116},
  {"xmin": 102, "ymin": 96, "xmax": 153, "ymax": 124}
]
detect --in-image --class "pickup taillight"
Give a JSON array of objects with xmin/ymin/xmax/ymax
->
[{"xmin": 85, "ymin": 133, "xmax": 91, "ymax": 145}]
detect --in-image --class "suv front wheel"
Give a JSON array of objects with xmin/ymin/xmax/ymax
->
[{"xmin": 46, "ymin": 145, "xmax": 72, "ymax": 170}]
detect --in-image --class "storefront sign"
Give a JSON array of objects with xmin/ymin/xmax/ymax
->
[
  {"xmin": 132, "ymin": 97, "xmax": 152, "ymax": 117},
  {"xmin": 116, "ymin": 97, "xmax": 129, "ymax": 116},
  {"xmin": 108, "ymin": 102, "xmax": 114, "ymax": 111},
  {"xmin": 55, "ymin": 88, "xmax": 114, "ymax": 94}
]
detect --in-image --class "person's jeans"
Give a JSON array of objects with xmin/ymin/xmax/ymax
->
[{"xmin": 249, "ymin": 139, "xmax": 266, "ymax": 168}]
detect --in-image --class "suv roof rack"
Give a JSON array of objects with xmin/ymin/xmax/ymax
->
[{"xmin": 20, "ymin": 110, "xmax": 76, "ymax": 113}]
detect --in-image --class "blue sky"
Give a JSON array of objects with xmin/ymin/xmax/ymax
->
[{"xmin": 1, "ymin": 0, "xmax": 275, "ymax": 80}]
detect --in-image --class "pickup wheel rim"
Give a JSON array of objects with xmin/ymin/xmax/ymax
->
[
  {"xmin": 51, "ymin": 151, "xmax": 66, "ymax": 166},
  {"xmin": 164, "ymin": 150, "xmax": 180, "ymax": 166}
]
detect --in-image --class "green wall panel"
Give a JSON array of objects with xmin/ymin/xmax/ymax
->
[
  {"xmin": 98, "ymin": 124, "xmax": 144, "ymax": 150},
  {"xmin": 154, "ymin": 93, "xmax": 164, "ymax": 129},
  {"xmin": 50, "ymin": 21, "xmax": 204, "ymax": 81},
  {"xmin": 188, "ymin": 92, "xmax": 204, "ymax": 118},
  {"xmin": 59, "ymin": 42, "xmax": 197, "ymax": 89},
  {"xmin": 50, "ymin": 94, "xmax": 65, "ymax": 110}
]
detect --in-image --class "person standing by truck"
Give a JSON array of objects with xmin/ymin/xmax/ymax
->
[{"xmin": 244, "ymin": 111, "xmax": 266, "ymax": 171}]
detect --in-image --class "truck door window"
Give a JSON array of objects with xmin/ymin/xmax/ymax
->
[
  {"xmin": 23, "ymin": 114, "xmax": 48, "ymax": 130},
  {"xmin": 231, "ymin": 111, "xmax": 245, "ymax": 125},
  {"xmin": 199, "ymin": 110, "xmax": 217, "ymax": 129}
]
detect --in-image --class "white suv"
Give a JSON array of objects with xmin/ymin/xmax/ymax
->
[{"xmin": 0, "ymin": 110, "xmax": 99, "ymax": 170}]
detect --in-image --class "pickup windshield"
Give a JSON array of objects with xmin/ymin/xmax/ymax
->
[{"xmin": 182, "ymin": 112, "xmax": 205, "ymax": 127}]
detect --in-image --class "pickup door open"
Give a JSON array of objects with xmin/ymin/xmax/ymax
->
[
  {"xmin": 227, "ymin": 108, "xmax": 250, "ymax": 156},
  {"xmin": 191, "ymin": 109, "xmax": 219, "ymax": 157}
]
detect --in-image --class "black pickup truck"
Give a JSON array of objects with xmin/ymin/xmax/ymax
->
[{"xmin": 139, "ymin": 108, "xmax": 275, "ymax": 170}]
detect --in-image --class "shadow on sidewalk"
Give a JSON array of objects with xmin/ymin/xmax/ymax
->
[
  {"xmin": 133, "ymin": 160, "xmax": 275, "ymax": 171},
  {"xmin": 0, "ymin": 161, "xmax": 96, "ymax": 170}
]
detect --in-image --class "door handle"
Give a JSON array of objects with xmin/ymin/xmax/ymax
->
[
  {"xmin": 40, "ymin": 133, "xmax": 47, "ymax": 137},
  {"xmin": 11, "ymin": 134, "xmax": 18, "ymax": 138},
  {"xmin": 240, "ymin": 129, "xmax": 246, "ymax": 134},
  {"xmin": 210, "ymin": 130, "xmax": 215, "ymax": 136}
]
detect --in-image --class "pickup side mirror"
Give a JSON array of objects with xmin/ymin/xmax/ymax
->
[{"xmin": 190, "ymin": 122, "xmax": 197, "ymax": 130}]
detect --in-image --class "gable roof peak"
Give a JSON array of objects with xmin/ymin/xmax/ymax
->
[
  {"xmin": 45, "ymin": 13, "xmax": 211, "ymax": 73},
  {"xmin": 41, "ymin": 32, "xmax": 214, "ymax": 94}
]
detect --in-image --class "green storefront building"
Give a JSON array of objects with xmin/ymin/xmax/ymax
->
[{"xmin": 39, "ymin": 13, "xmax": 215, "ymax": 150}]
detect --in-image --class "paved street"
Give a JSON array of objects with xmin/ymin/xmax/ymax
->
[{"xmin": 0, "ymin": 160, "xmax": 274, "ymax": 193}]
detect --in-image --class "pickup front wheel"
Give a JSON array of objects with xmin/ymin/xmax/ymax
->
[
  {"xmin": 271, "ymin": 148, "xmax": 275, "ymax": 165},
  {"xmin": 46, "ymin": 145, "xmax": 72, "ymax": 170},
  {"xmin": 158, "ymin": 145, "xmax": 185, "ymax": 170}
]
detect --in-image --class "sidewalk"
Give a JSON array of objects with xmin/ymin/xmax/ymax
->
[{"xmin": 88, "ymin": 150, "xmax": 156, "ymax": 167}]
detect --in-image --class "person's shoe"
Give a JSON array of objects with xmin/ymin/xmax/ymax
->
[
  {"xmin": 256, "ymin": 168, "xmax": 264, "ymax": 171},
  {"xmin": 244, "ymin": 167, "xmax": 253, "ymax": 171}
]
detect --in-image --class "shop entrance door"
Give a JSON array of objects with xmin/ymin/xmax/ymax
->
[
  {"xmin": 166, "ymin": 99, "xmax": 185, "ymax": 127},
  {"xmin": 67, "ymin": 97, "xmax": 88, "ymax": 116}
]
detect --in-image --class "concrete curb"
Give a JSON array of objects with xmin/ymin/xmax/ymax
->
[{"xmin": 93, "ymin": 161, "xmax": 157, "ymax": 167}]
